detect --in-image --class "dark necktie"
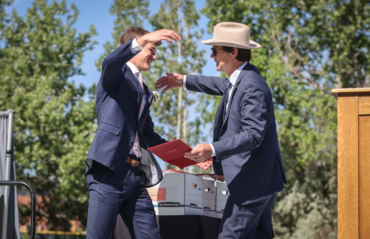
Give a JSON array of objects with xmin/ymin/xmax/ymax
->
[{"xmin": 223, "ymin": 82, "xmax": 233, "ymax": 121}]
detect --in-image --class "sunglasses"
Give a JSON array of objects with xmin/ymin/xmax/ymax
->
[{"xmin": 211, "ymin": 47, "xmax": 223, "ymax": 56}]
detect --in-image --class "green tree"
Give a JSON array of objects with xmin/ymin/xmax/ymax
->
[
  {"xmin": 95, "ymin": 0, "xmax": 149, "ymax": 71},
  {"xmin": 0, "ymin": 0, "xmax": 97, "ymax": 230},
  {"xmin": 148, "ymin": 0, "xmax": 207, "ymax": 172},
  {"xmin": 201, "ymin": 0, "xmax": 369, "ymax": 238}
]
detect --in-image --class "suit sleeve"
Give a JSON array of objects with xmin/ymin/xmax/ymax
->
[
  {"xmin": 142, "ymin": 112, "xmax": 167, "ymax": 147},
  {"xmin": 186, "ymin": 75, "xmax": 229, "ymax": 96},
  {"xmin": 100, "ymin": 39, "xmax": 140, "ymax": 92},
  {"xmin": 212, "ymin": 83, "xmax": 267, "ymax": 161}
]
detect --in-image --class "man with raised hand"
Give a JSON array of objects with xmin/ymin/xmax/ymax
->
[
  {"xmin": 85, "ymin": 27, "xmax": 180, "ymax": 239},
  {"xmin": 156, "ymin": 22, "xmax": 287, "ymax": 238}
]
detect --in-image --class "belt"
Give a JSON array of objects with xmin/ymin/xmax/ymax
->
[{"xmin": 126, "ymin": 157, "xmax": 140, "ymax": 167}]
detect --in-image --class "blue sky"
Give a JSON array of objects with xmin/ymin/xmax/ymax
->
[{"xmin": 6, "ymin": 0, "xmax": 218, "ymax": 171}]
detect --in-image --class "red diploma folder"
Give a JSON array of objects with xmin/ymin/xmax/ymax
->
[{"xmin": 148, "ymin": 139, "xmax": 198, "ymax": 168}]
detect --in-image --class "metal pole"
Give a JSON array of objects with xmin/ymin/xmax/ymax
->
[
  {"xmin": 12, "ymin": 149, "xmax": 21, "ymax": 239},
  {"xmin": 2, "ymin": 109, "xmax": 14, "ymax": 239},
  {"xmin": 0, "ymin": 181, "xmax": 36, "ymax": 239}
]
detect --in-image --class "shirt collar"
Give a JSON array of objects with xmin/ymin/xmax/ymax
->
[
  {"xmin": 126, "ymin": 61, "xmax": 140, "ymax": 75},
  {"xmin": 229, "ymin": 61, "xmax": 249, "ymax": 86}
]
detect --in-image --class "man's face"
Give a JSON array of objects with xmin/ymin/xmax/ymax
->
[
  {"xmin": 210, "ymin": 45, "xmax": 233, "ymax": 73},
  {"xmin": 131, "ymin": 42, "xmax": 157, "ymax": 72}
]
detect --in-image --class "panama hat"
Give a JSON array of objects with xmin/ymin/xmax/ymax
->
[{"xmin": 201, "ymin": 22, "xmax": 261, "ymax": 49}]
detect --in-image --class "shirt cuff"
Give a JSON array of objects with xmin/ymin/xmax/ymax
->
[
  {"xmin": 209, "ymin": 143, "xmax": 216, "ymax": 157},
  {"xmin": 131, "ymin": 38, "xmax": 143, "ymax": 52},
  {"xmin": 183, "ymin": 75, "xmax": 187, "ymax": 90}
]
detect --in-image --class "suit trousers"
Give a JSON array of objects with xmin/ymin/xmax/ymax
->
[
  {"xmin": 219, "ymin": 193, "xmax": 277, "ymax": 239},
  {"xmin": 86, "ymin": 163, "xmax": 161, "ymax": 239}
]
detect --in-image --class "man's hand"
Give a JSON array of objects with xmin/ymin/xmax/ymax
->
[
  {"xmin": 184, "ymin": 143, "xmax": 213, "ymax": 162},
  {"xmin": 137, "ymin": 29, "xmax": 181, "ymax": 47},
  {"xmin": 195, "ymin": 160, "xmax": 213, "ymax": 171},
  {"xmin": 155, "ymin": 73, "xmax": 184, "ymax": 92}
]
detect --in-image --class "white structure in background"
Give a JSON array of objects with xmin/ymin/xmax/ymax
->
[
  {"xmin": 148, "ymin": 169, "xmax": 204, "ymax": 216},
  {"xmin": 215, "ymin": 181, "xmax": 228, "ymax": 219},
  {"xmin": 0, "ymin": 109, "xmax": 20, "ymax": 239},
  {"xmin": 147, "ymin": 169, "xmax": 229, "ymax": 218},
  {"xmin": 201, "ymin": 177, "xmax": 217, "ymax": 218}
]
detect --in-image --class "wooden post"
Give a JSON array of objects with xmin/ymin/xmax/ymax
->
[{"xmin": 332, "ymin": 88, "xmax": 370, "ymax": 239}]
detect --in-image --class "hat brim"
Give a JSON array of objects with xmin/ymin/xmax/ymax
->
[{"xmin": 201, "ymin": 38, "xmax": 261, "ymax": 49}]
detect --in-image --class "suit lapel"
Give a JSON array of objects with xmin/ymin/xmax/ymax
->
[
  {"xmin": 213, "ymin": 95, "xmax": 227, "ymax": 141},
  {"xmin": 219, "ymin": 63, "xmax": 252, "ymax": 133},
  {"xmin": 124, "ymin": 65, "xmax": 143, "ymax": 109},
  {"xmin": 138, "ymin": 83, "xmax": 153, "ymax": 124},
  {"xmin": 145, "ymin": 84, "xmax": 154, "ymax": 105},
  {"xmin": 125, "ymin": 65, "xmax": 146, "ymax": 121}
]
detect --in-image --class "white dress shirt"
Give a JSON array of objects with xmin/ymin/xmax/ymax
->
[
  {"xmin": 183, "ymin": 61, "xmax": 249, "ymax": 156},
  {"xmin": 131, "ymin": 38, "xmax": 143, "ymax": 52}
]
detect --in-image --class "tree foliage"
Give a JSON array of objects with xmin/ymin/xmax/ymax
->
[
  {"xmin": 95, "ymin": 0, "xmax": 149, "ymax": 71},
  {"xmin": 147, "ymin": 0, "xmax": 207, "ymax": 172},
  {"xmin": 0, "ymin": 0, "xmax": 96, "ymax": 230},
  {"xmin": 2, "ymin": 0, "xmax": 365, "ymax": 234},
  {"xmin": 201, "ymin": 0, "xmax": 369, "ymax": 238}
]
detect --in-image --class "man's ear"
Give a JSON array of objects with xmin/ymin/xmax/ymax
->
[{"xmin": 231, "ymin": 47, "xmax": 238, "ymax": 59}]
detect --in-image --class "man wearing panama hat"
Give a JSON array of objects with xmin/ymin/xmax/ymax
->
[{"xmin": 156, "ymin": 22, "xmax": 287, "ymax": 238}]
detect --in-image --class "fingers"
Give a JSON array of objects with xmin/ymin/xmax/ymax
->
[
  {"xmin": 166, "ymin": 30, "xmax": 181, "ymax": 41},
  {"xmin": 163, "ymin": 85, "xmax": 172, "ymax": 92},
  {"xmin": 195, "ymin": 159, "xmax": 213, "ymax": 170},
  {"xmin": 155, "ymin": 82, "xmax": 166, "ymax": 89},
  {"xmin": 184, "ymin": 154, "xmax": 198, "ymax": 159},
  {"xmin": 160, "ymin": 30, "xmax": 181, "ymax": 43},
  {"xmin": 184, "ymin": 147, "xmax": 200, "ymax": 157},
  {"xmin": 139, "ymin": 29, "xmax": 181, "ymax": 47},
  {"xmin": 186, "ymin": 144, "xmax": 213, "ymax": 162},
  {"xmin": 196, "ymin": 160, "xmax": 212, "ymax": 168},
  {"xmin": 163, "ymin": 37, "xmax": 173, "ymax": 44},
  {"xmin": 156, "ymin": 75, "xmax": 172, "ymax": 89},
  {"xmin": 155, "ymin": 73, "xmax": 178, "ymax": 90},
  {"xmin": 200, "ymin": 165, "xmax": 210, "ymax": 170},
  {"xmin": 166, "ymin": 73, "xmax": 175, "ymax": 78},
  {"xmin": 155, "ymin": 81, "xmax": 167, "ymax": 89},
  {"xmin": 195, "ymin": 162, "xmax": 210, "ymax": 170},
  {"xmin": 155, "ymin": 76, "xmax": 166, "ymax": 87}
]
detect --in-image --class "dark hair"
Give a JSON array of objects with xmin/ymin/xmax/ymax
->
[
  {"xmin": 222, "ymin": 46, "xmax": 252, "ymax": 62},
  {"xmin": 120, "ymin": 27, "xmax": 161, "ymax": 46}
]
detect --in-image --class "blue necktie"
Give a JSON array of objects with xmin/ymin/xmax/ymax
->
[{"xmin": 223, "ymin": 82, "xmax": 233, "ymax": 121}]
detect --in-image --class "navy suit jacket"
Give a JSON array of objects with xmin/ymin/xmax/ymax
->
[
  {"xmin": 86, "ymin": 40, "xmax": 166, "ymax": 175},
  {"xmin": 186, "ymin": 63, "xmax": 287, "ymax": 205}
]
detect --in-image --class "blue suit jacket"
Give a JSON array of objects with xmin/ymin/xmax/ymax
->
[
  {"xmin": 86, "ymin": 40, "xmax": 166, "ymax": 176},
  {"xmin": 186, "ymin": 63, "xmax": 287, "ymax": 205}
]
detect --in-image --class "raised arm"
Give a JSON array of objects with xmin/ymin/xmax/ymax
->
[
  {"xmin": 185, "ymin": 75, "xmax": 228, "ymax": 96},
  {"xmin": 156, "ymin": 73, "xmax": 229, "ymax": 96},
  {"xmin": 100, "ymin": 40, "xmax": 139, "ymax": 91},
  {"xmin": 101, "ymin": 29, "xmax": 181, "ymax": 92}
]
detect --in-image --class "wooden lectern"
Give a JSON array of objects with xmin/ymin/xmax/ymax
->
[{"xmin": 332, "ymin": 88, "xmax": 370, "ymax": 239}]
